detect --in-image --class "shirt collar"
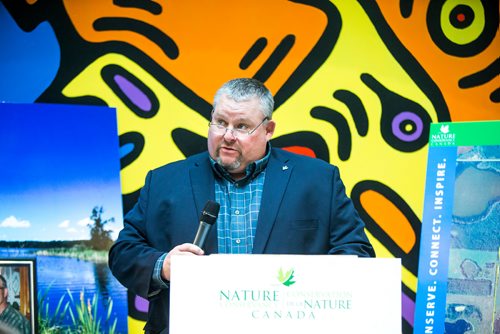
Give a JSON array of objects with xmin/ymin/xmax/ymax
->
[{"xmin": 210, "ymin": 142, "xmax": 271, "ymax": 185}]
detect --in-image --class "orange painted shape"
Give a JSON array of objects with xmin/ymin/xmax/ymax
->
[
  {"xmin": 63, "ymin": 0, "xmax": 328, "ymax": 104},
  {"xmin": 360, "ymin": 189, "xmax": 415, "ymax": 254},
  {"xmin": 281, "ymin": 146, "xmax": 316, "ymax": 158}
]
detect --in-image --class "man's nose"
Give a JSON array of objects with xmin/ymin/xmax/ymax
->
[{"xmin": 223, "ymin": 128, "xmax": 237, "ymax": 140}]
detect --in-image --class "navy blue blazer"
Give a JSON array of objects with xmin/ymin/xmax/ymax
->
[{"xmin": 109, "ymin": 147, "xmax": 374, "ymax": 333}]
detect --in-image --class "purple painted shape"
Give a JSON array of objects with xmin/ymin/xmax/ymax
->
[
  {"xmin": 392, "ymin": 111, "xmax": 423, "ymax": 142},
  {"xmin": 114, "ymin": 74, "xmax": 152, "ymax": 112},
  {"xmin": 402, "ymin": 292, "xmax": 415, "ymax": 326},
  {"xmin": 135, "ymin": 295, "xmax": 149, "ymax": 313}
]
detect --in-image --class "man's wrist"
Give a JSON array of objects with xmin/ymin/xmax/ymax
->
[{"xmin": 148, "ymin": 253, "xmax": 170, "ymax": 297}]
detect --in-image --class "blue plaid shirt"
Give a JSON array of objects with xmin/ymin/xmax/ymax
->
[{"xmin": 210, "ymin": 148, "xmax": 270, "ymax": 254}]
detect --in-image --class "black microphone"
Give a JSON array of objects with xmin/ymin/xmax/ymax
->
[{"xmin": 193, "ymin": 200, "xmax": 220, "ymax": 249}]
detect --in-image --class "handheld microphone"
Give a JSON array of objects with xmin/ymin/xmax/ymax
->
[{"xmin": 193, "ymin": 200, "xmax": 220, "ymax": 249}]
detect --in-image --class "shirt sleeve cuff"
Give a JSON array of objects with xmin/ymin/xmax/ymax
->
[{"xmin": 148, "ymin": 252, "xmax": 170, "ymax": 297}]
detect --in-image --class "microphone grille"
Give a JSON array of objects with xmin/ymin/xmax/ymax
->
[{"xmin": 201, "ymin": 200, "xmax": 220, "ymax": 225}]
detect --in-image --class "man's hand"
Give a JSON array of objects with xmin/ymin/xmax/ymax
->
[{"xmin": 161, "ymin": 243, "xmax": 204, "ymax": 281}]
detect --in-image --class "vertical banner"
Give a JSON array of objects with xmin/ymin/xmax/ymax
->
[{"xmin": 414, "ymin": 121, "xmax": 500, "ymax": 333}]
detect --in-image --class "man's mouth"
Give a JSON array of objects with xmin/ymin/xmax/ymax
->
[{"xmin": 219, "ymin": 146, "xmax": 240, "ymax": 155}]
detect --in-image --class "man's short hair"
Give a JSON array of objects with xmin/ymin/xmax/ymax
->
[{"xmin": 213, "ymin": 78, "xmax": 274, "ymax": 119}]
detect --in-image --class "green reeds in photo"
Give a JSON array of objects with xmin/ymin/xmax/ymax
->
[{"xmin": 38, "ymin": 287, "xmax": 117, "ymax": 334}]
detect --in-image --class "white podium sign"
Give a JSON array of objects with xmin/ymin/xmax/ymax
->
[{"xmin": 170, "ymin": 255, "xmax": 401, "ymax": 334}]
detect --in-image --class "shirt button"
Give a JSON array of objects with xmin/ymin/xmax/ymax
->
[
  {"xmin": 234, "ymin": 209, "xmax": 240, "ymax": 215},
  {"xmin": 235, "ymin": 239, "xmax": 241, "ymax": 244}
]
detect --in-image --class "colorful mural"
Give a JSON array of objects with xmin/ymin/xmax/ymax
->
[{"xmin": 1, "ymin": 0, "xmax": 498, "ymax": 333}]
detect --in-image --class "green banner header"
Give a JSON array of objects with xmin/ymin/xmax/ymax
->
[{"xmin": 429, "ymin": 121, "xmax": 500, "ymax": 147}]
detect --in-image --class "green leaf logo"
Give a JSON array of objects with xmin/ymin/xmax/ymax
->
[{"xmin": 277, "ymin": 267, "xmax": 296, "ymax": 287}]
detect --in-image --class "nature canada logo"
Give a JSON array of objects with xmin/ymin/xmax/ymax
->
[
  {"xmin": 431, "ymin": 124, "xmax": 456, "ymax": 146},
  {"xmin": 217, "ymin": 266, "xmax": 354, "ymax": 322},
  {"xmin": 277, "ymin": 268, "xmax": 296, "ymax": 286}
]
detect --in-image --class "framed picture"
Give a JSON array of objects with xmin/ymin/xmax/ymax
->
[{"xmin": 0, "ymin": 259, "xmax": 36, "ymax": 334}]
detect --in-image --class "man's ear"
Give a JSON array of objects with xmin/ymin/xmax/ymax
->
[{"xmin": 265, "ymin": 120, "xmax": 276, "ymax": 140}]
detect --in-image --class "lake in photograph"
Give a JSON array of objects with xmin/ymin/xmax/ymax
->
[{"xmin": 1, "ymin": 248, "xmax": 129, "ymax": 333}]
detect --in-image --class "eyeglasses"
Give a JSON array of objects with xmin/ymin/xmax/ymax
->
[{"xmin": 208, "ymin": 117, "xmax": 268, "ymax": 138}]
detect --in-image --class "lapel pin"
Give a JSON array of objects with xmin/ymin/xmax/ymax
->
[{"xmin": 282, "ymin": 165, "xmax": 288, "ymax": 171}]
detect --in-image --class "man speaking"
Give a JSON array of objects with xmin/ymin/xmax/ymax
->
[{"xmin": 109, "ymin": 78, "xmax": 375, "ymax": 334}]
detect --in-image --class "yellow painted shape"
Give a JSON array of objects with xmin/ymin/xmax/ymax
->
[
  {"xmin": 274, "ymin": 0, "xmax": 436, "ymax": 217},
  {"xmin": 62, "ymin": 53, "xmax": 209, "ymax": 194},
  {"xmin": 127, "ymin": 316, "xmax": 146, "ymax": 333}
]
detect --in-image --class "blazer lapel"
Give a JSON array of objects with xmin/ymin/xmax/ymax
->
[
  {"xmin": 253, "ymin": 149, "xmax": 292, "ymax": 253},
  {"xmin": 189, "ymin": 153, "xmax": 217, "ymax": 253}
]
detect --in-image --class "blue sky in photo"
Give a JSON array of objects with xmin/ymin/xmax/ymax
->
[{"xmin": 0, "ymin": 103, "xmax": 123, "ymax": 241}]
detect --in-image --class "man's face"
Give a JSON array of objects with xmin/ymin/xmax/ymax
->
[{"xmin": 208, "ymin": 94, "xmax": 275, "ymax": 178}]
